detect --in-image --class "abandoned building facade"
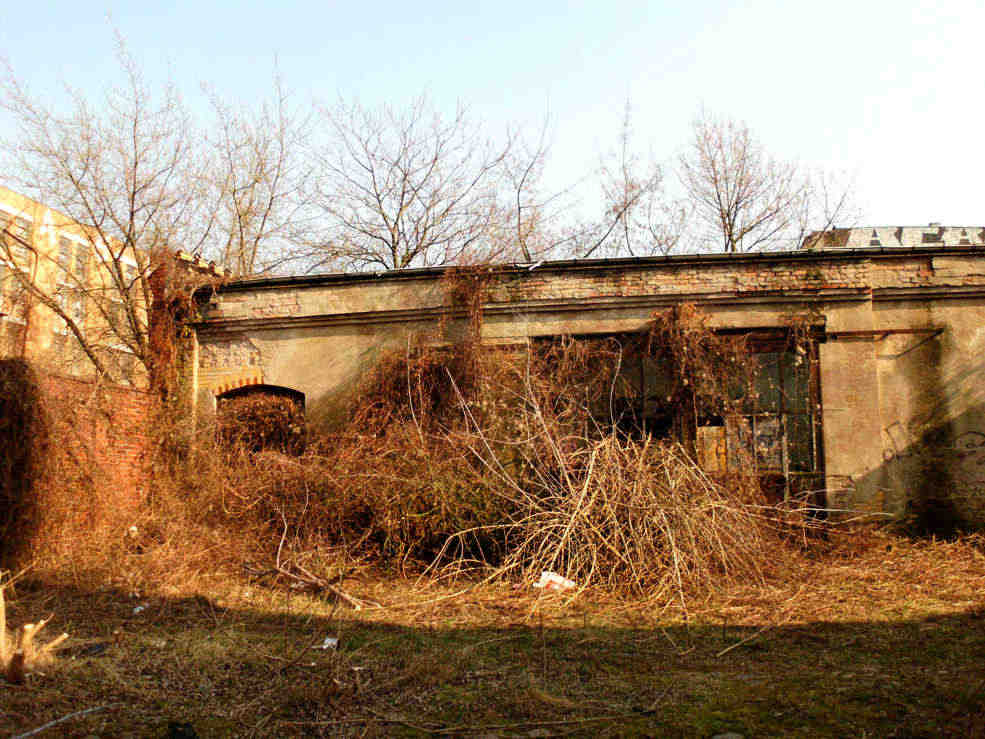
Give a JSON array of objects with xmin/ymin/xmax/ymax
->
[
  {"xmin": 3, "ymin": 181, "xmax": 984, "ymax": 527},
  {"xmin": 189, "ymin": 239, "xmax": 985, "ymax": 526}
]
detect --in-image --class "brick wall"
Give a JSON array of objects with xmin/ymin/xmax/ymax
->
[
  {"xmin": 491, "ymin": 254, "xmax": 985, "ymax": 305},
  {"xmin": 1, "ymin": 360, "xmax": 158, "ymax": 565},
  {"xmin": 204, "ymin": 249, "xmax": 985, "ymax": 325},
  {"xmin": 38, "ymin": 372, "xmax": 156, "ymax": 508}
]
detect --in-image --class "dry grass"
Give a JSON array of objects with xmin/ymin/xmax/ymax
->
[
  {"xmin": 6, "ymin": 302, "xmax": 985, "ymax": 734},
  {"xmin": 1, "ymin": 534, "xmax": 984, "ymax": 737}
]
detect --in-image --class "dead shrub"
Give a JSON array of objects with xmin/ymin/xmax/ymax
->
[
  {"xmin": 217, "ymin": 392, "xmax": 305, "ymax": 454},
  {"xmin": 187, "ymin": 303, "xmax": 816, "ymax": 606},
  {"xmin": 447, "ymin": 436, "xmax": 779, "ymax": 601}
]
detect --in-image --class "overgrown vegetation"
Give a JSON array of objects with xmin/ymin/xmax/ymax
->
[
  {"xmin": 79, "ymin": 301, "xmax": 821, "ymax": 609},
  {"xmin": 4, "ymin": 301, "xmax": 985, "ymax": 736},
  {"xmin": 0, "ymin": 302, "xmax": 823, "ymax": 604}
]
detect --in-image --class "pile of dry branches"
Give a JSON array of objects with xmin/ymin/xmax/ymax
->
[
  {"xmin": 179, "ymin": 304, "xmax": 814, "ymax": 605},
  {"xmin": 445, "ymin": 434, "xmax": 776, "ymax": 601},
  {"xmin": 0, "ymin": 583, "xmax": 67, "ymax": 684}
]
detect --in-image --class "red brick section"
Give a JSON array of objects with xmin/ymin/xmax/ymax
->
[
  {"xmin": 38, "ymin": 373, "xmax": 156, "ymax": 512},
  {"xmin": 485, "ymin": 254, "xmax": 983, "ymax": 305}
]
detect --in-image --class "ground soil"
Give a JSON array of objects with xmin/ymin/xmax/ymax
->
[{"xmin": 2, "ymin": 532, "xmax": 985, "ymax": 737}]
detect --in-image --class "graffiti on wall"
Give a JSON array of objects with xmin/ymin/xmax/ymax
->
[{"xmin": 880, "ymin": 419, "xmax": 985, "ymax": 525}]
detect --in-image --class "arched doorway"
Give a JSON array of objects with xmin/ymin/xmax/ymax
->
[{"xmin": 216, "ymin": 384, "xmax": 306, "ymax": 454}]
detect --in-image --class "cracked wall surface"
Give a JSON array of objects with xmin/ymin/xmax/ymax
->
[{"xmin": 191, "ymin": 247, "xmax": 985, "ymax": 522}]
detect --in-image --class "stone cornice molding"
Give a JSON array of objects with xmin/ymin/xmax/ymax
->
[{"xmin": 195, "ymin": 287, "xmax": 880, "ymax": 335}]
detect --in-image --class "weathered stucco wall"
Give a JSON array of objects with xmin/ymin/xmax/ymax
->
[{"xmin": 192, "ymin": 248, "xmax": 985, "ymax": 522}]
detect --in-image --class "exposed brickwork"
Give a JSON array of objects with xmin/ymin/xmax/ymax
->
[
  {"xmin": 203, "ymin": 250, "xmax": 985, "ymax": 325},
  {"xmin": 39, "ymin": 372, "xmax": 156, "ymax": 508},
  {"xmin": 491, "ymin": 254, "xmax": 985, "ymax": 305}
]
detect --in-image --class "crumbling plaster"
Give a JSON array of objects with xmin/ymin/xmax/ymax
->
[{"xmin": 191, "ymin": 248, "xmax": 985, "ymax": 521}]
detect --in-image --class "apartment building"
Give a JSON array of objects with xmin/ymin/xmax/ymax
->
[{"xmin": 0, "ymin": 184, "xmax": 145, "ymax": 382}]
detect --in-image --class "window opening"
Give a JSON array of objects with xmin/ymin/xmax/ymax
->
[{"xmin": 533, "ymin": 326, "xmax": 824, "ymax": 508}]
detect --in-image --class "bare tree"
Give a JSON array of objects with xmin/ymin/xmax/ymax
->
[
  {"xmin": 792, "ymin": 167, "xmax": 862, "ymax": 248},
  {"xmin": 0, "ymin": 40, "xmax": 310, "ymax": 383},
  {"xmin": 0, "ymin": 40, "xmax": 205, "ymax": 382},
  {"xmin": 679, "ymin": 112, "xmax": 814, "ymax": 253},
  {"xmin": 492, "ymin": 114, "xmax": 603, "ymax": 264},
  {"xmin": 207, "ymin": 75, "xmax": 313, "ymax": 277},
  {"xmin": 308, "ymin": 95, "xmax": 524, "ymax": 271},
  {"xmin": 579, "ymin": 102, "xmax": 685, "ymax": 259}
]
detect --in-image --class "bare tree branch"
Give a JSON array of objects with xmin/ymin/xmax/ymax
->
[
  {"xmin": 307, "ymin": 95, "xmax": 526, "ymax": 271},
  {"xmin": 206, "ymin": 71, "xmax": 314, "ymax": 277},
  {"xmin": 577, "ymin": 102, "xmax": 683, "ymax": 259},
  {"xmin": 0, "ymin": 39, "xmax": 309, "ymax": 383},
  {"xmin": 678, "ymin": 111, "xmax": 857, "ymax": 253}
]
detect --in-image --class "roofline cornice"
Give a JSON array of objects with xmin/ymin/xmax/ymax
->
[{"xmin": 216, "ymin": 246, "xmax": 985, "ymax": 294}]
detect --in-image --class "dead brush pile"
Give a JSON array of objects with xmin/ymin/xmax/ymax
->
[
  {"xmin": 197, "ymin": 346, "xmax": 510, "ymax": 569},
  {"xmin": 443, "ymin": 432, "xmax": 780, "ymax": 600},
  {"xmin": 430, "ymin": 318, "xmax": 785, "ymax": 600},
  {"xmin": 198, "ymin": 304, "xmax": 811, "ymax": 604}
]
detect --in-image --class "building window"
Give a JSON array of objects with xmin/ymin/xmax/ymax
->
[
  {"xmin": 107, "ymin": 300, "xmax": 130, "ymax": 340},
  {"xmin": 54, "ymin": 288, "xmax": 87, "ymax": 333},
  {"xmin": 58, "ymin": 236, "xmax": 90, "ymax": 284},
  {"xmin": 55, "ymin": 236, "xmax": 90, "ymax": 336},
  {"xmin": 58, "ymin": 238, "xmax": 72, "ymax": 269},
  {"xmin": 0, "ymin": 231, "xmax": 27, "ymax": 323},
  {"xmin": 1, "ymin": 216, "xmax": 33, "ymax": 259},
  {"xmin": 0, "ymin": 282, "xmax": 28, "ymax": 324},
  {"xmin": 75, "ymin": 247, "xmax": 90, "ymax": 283},
  {"xmin": 6, "ymin": 216, "xmax": 33, "ymax": 245},
  {"xmin": 119, "ymin": 262, "xmax": 140, "ymax": 295},
  {"xmin": 12, "ymin": 217, "xmax": 32, "ymax": 244}
]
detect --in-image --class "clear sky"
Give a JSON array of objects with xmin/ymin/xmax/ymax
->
[{"xmin": 2, "ymin": 0, "xmax": 984, "ymax": 227}]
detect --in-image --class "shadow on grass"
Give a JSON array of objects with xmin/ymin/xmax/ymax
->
[{"xmin": 2, "ymin": 580, "xmax": 985, "ymax": 738}]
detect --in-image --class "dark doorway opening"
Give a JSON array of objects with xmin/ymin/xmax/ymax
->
[{"xmin": 216, "ymin": 384, "xmax": 306, "ymax": 454}]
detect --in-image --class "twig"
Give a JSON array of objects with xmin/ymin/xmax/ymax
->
[
  {"xmin": 243, "ymin": 561, "xmax": 378, "ymax": 610},
  {"xmin": 285, "ymin": 711, "xmax": 644, "ymax": 734},
  {"xmin": 274, "ymin": 638, "xmax": 321, "ymax": 675},
  {"xmin": 716, "ymin": 623, "xmax": 772, "ymax": 657},
  {"xmin": 459, "ymin": 634, "xmax": 520, "ymax": 654},
  {"xmin": 12, "ymin": 704, "xmax": 116, "ymax": 738}
]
